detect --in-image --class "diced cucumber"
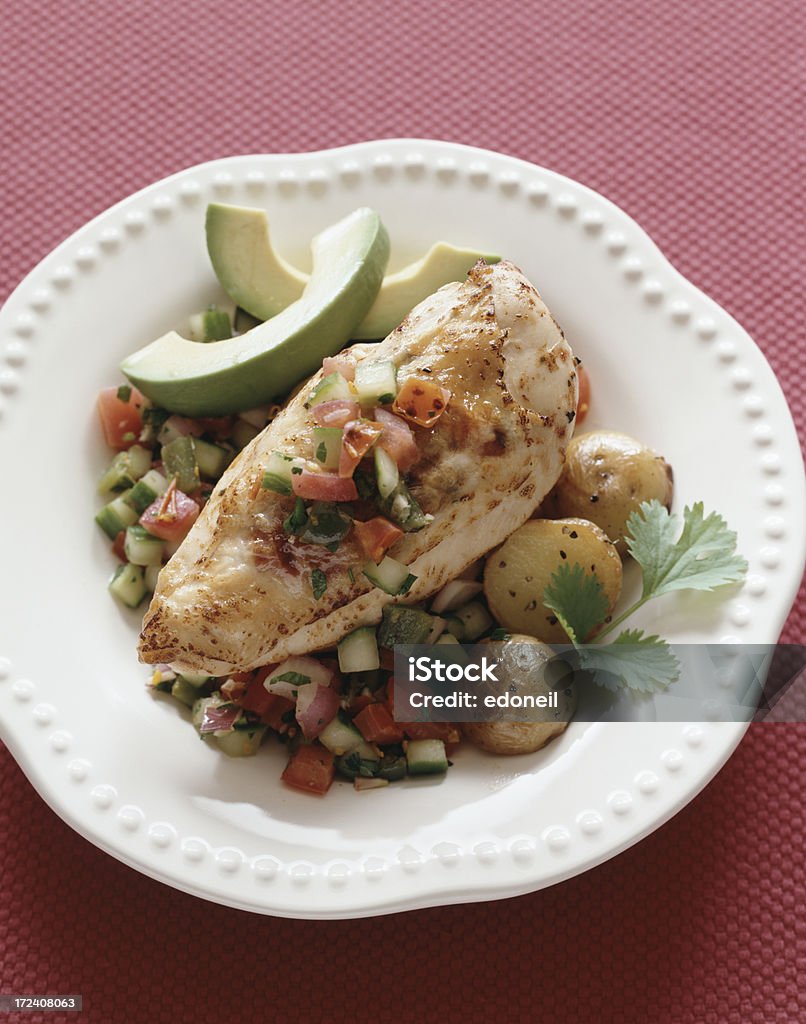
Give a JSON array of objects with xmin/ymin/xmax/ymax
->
[
  {"xmin": 124, "ymin": 525, "xmax": 164, "ymax": 566},
  {"xmin": 454, "ymin": 601, "xmax": 493, "ymax": 641},
  {"xmin": 444, "ymin": 615, "xmax": 466, "ymax": 640},
  {"xmin": 188, "ymin": 305, "xmax": 233, "ymax": 342},
  {"xmin": 108, "ymin": 562, "xmax": 147, "ymax": 608},
  {"xmin": 430, "ymin": 579, "xmax": 484, "ymax": 614},
  {"xmin": 374, "ymin": 446, "xmax": 399, "ymax": 499},
  {"xmin": 144, "ymin": 564, "xmax": 161, "ymax": 592},
  {"xmin": 178, "ymin": 669, "xmax": 214, "ymax": 688},
  {"xmin": 161, "ymin": 435, "xmax": 200, "ymax": 493},
  {"xmin": 171, "ymin": 676, "xmax": 201, "ymax": 708},
  {"xmin": 193, "ymin": 437, "xmax": 231, "ymax": 480},
  {"xmin": 362, "ymin": 556, "xmax": 417, "ymax": 596},
  {"xmin": 232, "ymin": 418, "xmax": 260, "ymax": 450},
  {"xmin": 355, "ymin": 359, "xmax": 397, "ymax": 407},
  {"xmin": 312, "ymin": 427, "xmax": 343, "ymax": 471},
  {"xmin": 338, "ymin": 627, "xmax": 380, "ymax": 674},
  {"xmin": 97, "ymin": 445, "xmax": 152, "ymax": 494},
  {"xmin": 378, "ymin": 606, "xmax": 434, "ymax": 647},
  {"xmin": 262, "ymin": 451, "xmax": 302, "ymax": 495},
  {"xmin": 335, "ymin": 744, "xmax": 382, "ymax": 779},
  {"xmin": 126, "ymin": 467, "xmax": 169, "ymax": 514},
  {"xmin": 383, "ymin": 481, "xmax": 430, "ymax": 532},
  {"xmin": 406, "ymin": 739, "xmax": 448, "ymax": 775},
  {"xmin": 98, "ymin": 452, "xmax": 133, "ymax": 494},
  {"xmin": 307, "ymin": 371, "xmax": 352, "ymax": 407},
  {"xmin": 318, "ymin": 712, "xmax": 364, "ymax": 756},
  {"xmin": 215, "ymin": 726, "xmax": 266, "ymax": 757},
  {"xmin": 234, "ymin": 307, "xmax": 262, "ymax": 334},
  {"xmin": 95, "ymin": 493, "xmax": 139, "ymax": 539},
  {"xmin": 434, "ymin": 632, "xmax": 469, "ymax": 665}
]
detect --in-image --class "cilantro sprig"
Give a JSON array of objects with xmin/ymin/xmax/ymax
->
[{"xmin": 544, "ymin": 500, "xmax": 747, "ymax": 693}]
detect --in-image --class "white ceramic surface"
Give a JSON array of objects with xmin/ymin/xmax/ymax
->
[{"xmin": 0, "ymin": 141, "xmax": 803, "ymax": 919}]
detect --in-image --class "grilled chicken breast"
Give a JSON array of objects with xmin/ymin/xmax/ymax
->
[{"xmin": 139, "ymin": 261, "xmax": 578, "ymax": 674}]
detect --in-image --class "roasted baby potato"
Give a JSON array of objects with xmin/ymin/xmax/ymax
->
[
  {"xmin": 549, "ymin": 431, "xmax": 673, "ymax": 554},
  {"xmin": 462, "ymin": 634, "xmax": 575, "ymax": 755},
  {"xmin": 484, "ymin": 518, "xmax": 622, "ymax": 643}
]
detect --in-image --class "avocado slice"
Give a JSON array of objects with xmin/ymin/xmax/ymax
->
[
  {"xmin": 206, "ymin": 203, "xmax": 500, "ymax": 340},
  {"xmin": 121, "ymin": 208, "xmax": 389, "ymax": 416}
]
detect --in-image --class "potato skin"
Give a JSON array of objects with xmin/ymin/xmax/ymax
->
[
  {"xmin": 550, "ymin": 431, "xmax": 673, "ymax": 554},
  {"xmin": 462, "ymin": 719, "xmax": 567, "ymax": 755},
  {"xmin": 484, "ymin": 518, "xmax": 622, "ymax": 644},
  {"xmin": 461, "ymin": 634, "xmax": 575, "ymax": 755}
]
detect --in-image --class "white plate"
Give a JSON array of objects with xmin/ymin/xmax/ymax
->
[{"xmin": 0, "ymin": 141, "xmax": 803, "ymax": 919}]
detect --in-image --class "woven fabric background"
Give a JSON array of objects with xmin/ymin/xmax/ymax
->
[{"xmin": 1, "ymin": 1, "xmax": 804, "ymax": 1022}]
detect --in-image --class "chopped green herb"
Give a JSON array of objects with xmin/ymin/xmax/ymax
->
[
  {"xmin": 291, "ymin": 466, "xmax": 303, "ymax": 475},
  {"xmin": 543, "ymin": 499, "xmax": 747, "ymax": 694},
  {"xmin": 283, "ymin": 497, "xmax": 309, "ymax": 536},
  {"xmin": 272, "ymin": 671, "xmax": 311, "ymax": 686},
  {"xmin": 316, "ymin": 442, "xmax": 327, "ymax": 463},
  {"xmin": 398, "ymin": 573, "xmax": 418, "ymax": 595},
  {"xmin": 312, "ymin": 568, "xmax": 328, "ymax": 600},
  {"xmin": 116, "ymin": 384, "xmax": 132, "ymax": 402},
  {"xmin": 348, "ymin": 567, "xmax": 355, "ymax": 583},
  {"xmin": 544, "ymin": 563, "xmax": 609, "ymax": 645},
  {"xmin": 576, "ymin": 630, "xmax": 680, "ymax": 694}
]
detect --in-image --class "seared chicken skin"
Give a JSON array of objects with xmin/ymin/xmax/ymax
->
[{"xmin": 139, "ymin": 261, "xmax": 578, "ymax": 675}]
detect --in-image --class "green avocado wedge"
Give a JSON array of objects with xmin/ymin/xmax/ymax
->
[
  {"xmin": 121, "ymin": 208, "xmax": 389, "ymax": 416},
  {"xmin": 206, "ymin": 203, "xmax": 500, "ymax": 340}
]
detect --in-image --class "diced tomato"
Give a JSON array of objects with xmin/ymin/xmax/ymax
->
[
  {"xmin": 349, "ymin": 693, "xmax": 375, "ymax": 715},
  {"xmin": 373, "ymin": 408, "xmax": 418, "ymax": 471},
  {"xmin": 353, "ymin": 516, "xmax": 404, "ymax": 563},
  {"xmin": 393, "ymin": 377, "xmax": 451, "ymax": 428},
  {"xmin": 338, "ymin": 420, "xmax": 383, "ymax": 478},
  {"xmin": 242, "ymin": 687, "xmax": 295, "ymax": 731},
  {"xmin": 244, "ymin": 668, "xmax": 297, "ymax": 730},
  {"xmin": 322, "ymin": 355, "xmax": 356, "ymax": 382},
  {"xmin": 576, "ymin": 363, "xmax": 591, "ymax": 425},
  {"xmin": 195, "ymin": 415, "xmax": 236, "ymax": 440},
  {"xmin": 312, "ymin": 400, "xmax": 361, "ymax": 429},
  {"xmin": 112, "ymin": 530, "xmax": 127, "ymax": 562},
  {"xmin": 354, "ymin": 703, "xmax": 404, "ymax": 745},
  {"xmin": 139, "ymin": 482, "xmax": 200, "ymax": 542},
  {"xmin": 281, "ymin": 744, "xmax": 335, "ymax": 795},
  {"xmin": 97, "ymin": 385, "xmax": 146, "ymax": 450},
  {"xmin": 291, "ymin": 469, "xmax": 358, "ymax": 502}
]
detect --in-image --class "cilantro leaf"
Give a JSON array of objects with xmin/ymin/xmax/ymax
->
[
  {"xmin": 577, "ymin": 630, "xmax": 680, "ymax": 693},
  {"xmin": 544, "ymin": 562, "xmax": 610, "ymax": 645},
  {"xmin": 311, "ymin": 568, "xmax": 327, "ymax": 600},
  {"xmin": 272, "ymin": 671, "xmax": 311, "ymax": 686},
  {"xmin": 283, "ymin": 497, "xmax": 308, "ymax": 536},
  {"xmin": 116, "ymin": 384, "xmax": 132, "ymax": 402},
  {"xmin": 626, "ymin": 500, "xmax": 748, "ymax": 600}
]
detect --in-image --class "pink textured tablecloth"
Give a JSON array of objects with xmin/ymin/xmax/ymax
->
[{"xmin": 1, "ymin": 2, "xmax": 803, "ymax": 1022}]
